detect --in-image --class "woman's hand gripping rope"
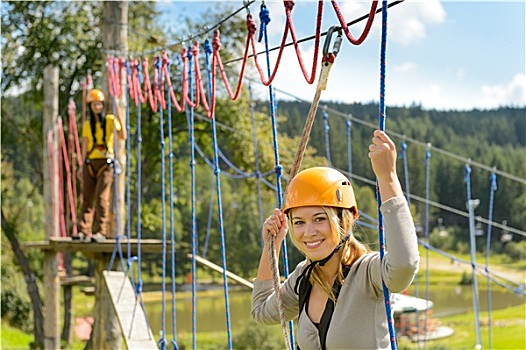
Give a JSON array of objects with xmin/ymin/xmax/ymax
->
[{"xmin": 263, "ymin": 208, "xmax": 288, "ymax": 248}]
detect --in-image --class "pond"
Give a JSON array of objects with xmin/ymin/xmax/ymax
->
[{"xmin": 144, "ymin": 283, "xmax": 525, "ymax": 336}]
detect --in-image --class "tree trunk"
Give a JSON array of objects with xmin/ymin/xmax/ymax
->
[{"xmin": 1, "ymin": 210, "xmax": 45, "ymax": 348}]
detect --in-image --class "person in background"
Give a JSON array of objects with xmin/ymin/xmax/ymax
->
[
  {"xmin": 251, "ymin": 130, "xmax": 420, "ymax": 349},
  {"xmin": 76, "ymin": 89, "xmax": 125, "ymax": 242}
]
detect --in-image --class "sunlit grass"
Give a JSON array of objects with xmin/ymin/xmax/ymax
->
[{"xmin": 1, "ymin": 322, "xmax": 33, "ymax": 350}]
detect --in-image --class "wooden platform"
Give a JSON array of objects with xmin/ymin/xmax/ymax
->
[
  {"xmin": 103, "ymin": 270, "xmax": 157, "ymax": 349},
  {"xmin": 22, "ymin": 237, "xmax": 167, "ymax": 254}
]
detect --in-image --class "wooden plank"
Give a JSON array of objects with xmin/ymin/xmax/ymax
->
[
  {"xmin": 60, "ymin": 275, "xmax": 95, "ymax": 286},
  {"xmin": 103, "ymin": 271, "xmax": 156, "ymax": 350},
  {"xmin": 22, "ymin": 238, "xmax": 167, "ymax": 253},
  {"xmin": 187, "ymin": 253, "xmax": 254, "ymax": 289}
]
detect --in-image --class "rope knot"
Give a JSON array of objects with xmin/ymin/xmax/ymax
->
[
  {"xmin": 154, "ymin": 56, "xmax": 161, "ymax": 70},
  {"xmin": 274, "ymin": 164, "xmax": 283, "ymax": 176},
  {"xmin": 204, "ymin": 39, "xmax": 212, "ymax": 55},
  {"xmin": 191, "ymin": 42, "xmax": 200, "ymax": 57},
  {"xmin": 212, "ymin": 30, "xmax": 222, "ymax": 52},
  {"xmin": 161, "ymin": 50, "xmax": 169, "ymax": 66},
  {"xmin": 284, "ymin": 0, "xmax": 295, "ymax": 11},
  {"xmin": 259, "ymin": 6, "xmax": 271, "ymax": 25},
  {"xmin": 157, "ymin": 337, "xmax": 167, "ymax": 349},
  {"xmin": 246, "ymin": 14, "xmax": 257, "ymax": 35},
  {"xmin": 136, "ymin": 279, "xmax": 143, "ymax": 294},
  {"xmin": 464, "ymin": 163, "xmax": 472, "ymax": 181},
  {"xmin": 214, "ymin": 166, "xmax": 221, "ymax": 176}
]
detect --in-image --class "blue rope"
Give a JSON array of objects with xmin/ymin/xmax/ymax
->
[
  {"xmin": 121, "ymin": 60, "xmax": 144, "ymax": 320},
  {"xmin": 129, "ymin": 60, "xmax": 153, "ymax": 341},
  {"xmin": 186, "ymin": 47, "xmax": 199, "ymax": 350},
  {"xmin": 105, "ymin": 59, "xmax": 121, "ymax": 271},
  {"xmin": 108, "ymin": 70, "xmax": 126, "ymax": 272},
  {"xmin": 346, "ymin": 119, "xmax": 353, "ymax": 178},
  {"xmin": 401, "ymin": 140, "xmax": 420, "ymax": 348},
  {"xmin": 423, "ymin": 148, "xmax": 431, "ymax": 349},
  {"xmin": 249, "ymin": 83, "xmax": 265, "ymax": 247},
  {"xmin": 136, "ymin": 61, "xmax": 144, "ymax": 295},
  {"xmin": 125, "ymin": 60, "xmax": 133, "ymax": 265},
  {"xmin": 362, "ymin": 202, "xmax": 523, "ymax": 296},
  {"xmin": 202, "ymin": 174, "xmax": 215, "ymax": 259},
  {"xmin": 322, "ymin": 110, "xmax": 332, "ymax": 166},
  {"xmin": 204, "ymin": 39, "xmax": 233, "ymax": 350},
  {"xmin": 259, "ymin": 4, "xmax": 295, "ymax": 344},
  {"xmin": 155, "ymin": 56, "xmax": 168, "ymax": 350},
  {"xmin": 464, "ymin": 163, "xmax": 483, "ymax": 348},
  {"xmin": 194, "ymin": 142, "xmax": 275, "ymax": 180},
  {"xmin": 485, "ymin": 171, "xmax": 497, "ymax": 349},
  {"xmin": 418, "ymin": 238, "xmax": 525, "ymax": 295},
  {"xmin": 165, "ymin": 56, "xmax": 179, "ymax": 350},
  {"xmin": 401, "ymin": 141, "xmax": 411, "ymax": 204},
  {"xmin": 376, "ymin": 2, "xmax": 397, "ymax": 349}
]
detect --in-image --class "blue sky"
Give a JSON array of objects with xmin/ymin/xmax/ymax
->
[{"xmin": 158, "ymin": 1, "xmax": 525, "ymax": 111}]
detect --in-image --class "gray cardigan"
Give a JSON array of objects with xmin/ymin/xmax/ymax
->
[{"xmin": 251, "ymin": 196, "xmax": 420, "ymax": 350}]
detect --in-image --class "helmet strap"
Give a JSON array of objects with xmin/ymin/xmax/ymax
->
[{"xmin": 294, "ymin": 234, "xmax": 350, "ymax": 295}]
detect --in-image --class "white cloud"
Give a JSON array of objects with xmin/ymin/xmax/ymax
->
[
  {"xmin": 479, "ymin": 73, "xmax": 526, "ymax": 108},
  {"xmin": 325, "ymin": 0, "xmax": 447, "ymax": 46},
  {"xmin": 388, "ymin": 0, "xmax": 446, "ymax": 45},
  {"xmin": 393, "ymin": 62, "xmax": 417, "ymax": 72}
]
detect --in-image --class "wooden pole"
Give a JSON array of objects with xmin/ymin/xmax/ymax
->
[
  {"xmin": 43, "ymin": 64, "xmax": 61, "ymax": 350},
  {"xmin": 103, "ymin": 0, "xmax": 128, "ymax": 239},
  {"xmin": 89, "ymin": 2, "xmax": 129, "ymax": 349}
]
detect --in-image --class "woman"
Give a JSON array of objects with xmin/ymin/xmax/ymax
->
[
  {"xmin": 77, "ymin": 89, "xmax": 125, "ymax": 242},
  {"xmin": 252, "ymin": 130, "xmax": 419, "ymax": 349}
]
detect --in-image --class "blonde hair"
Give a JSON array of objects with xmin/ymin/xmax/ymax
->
[{"xmin": 289, "ymin": 206, "xmax": 370, "ymax": 301}]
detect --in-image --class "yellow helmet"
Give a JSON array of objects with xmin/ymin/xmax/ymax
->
[
  {"xmin": 87, "ymin": 89, "xmax": 105, "ymax": 103},
  {"xmin": 283, "ymin": 167, "xmax": 358, "ymax": 218}
]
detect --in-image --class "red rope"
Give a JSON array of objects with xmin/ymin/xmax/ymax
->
[
  {"xmin": 68, "ymin": 101, "xmax": 82, "ymax": 165},
  {"xmin": 131, "ymin": 59, "xmax": 146, "ymax": 107},
  {"xmin": 214, "ymin": 19, "xmax": 252, "ymax": 99},
  {"xmin": 142, "ymin": 58, "xmax": 157, "ymax": 111},
  {"xmin": 183, "ymin": 44, "xmax": 200, "ymax": 108},
  {"xmin": 191, "ymin": 43, "xmax": 211, "ymax": 113},
  {"xmin": 67, "ymin": 101, "xmax": 81, "ymax": 219},
  {"xmin": 107, "ymin": 57, "xmax": 117, "ymax": 97},
  {"xmin": 57, "ymin": 122, "xmax": 66, "ymax": 238},
  {"xmin": 114, "ymin": 58, "xmax": 123, "ymax": 97},
  {"xmin": 285, "ymin": 0, "xmax": 323, "ymax": 84},
  {"xmin": 126, "ymin": 62, "xmax": 137, "ymax": 106},
  {"xmin": 251, "ymin": 16, "xmax": 290, "ymax": 86},
  {"xmin": 161, "ymin": 50, "xmax": 186, "ymax": 112},
  {"xmin": 58, "ymin": 117, "xmax": 78, "ymax": 237},
  {"xmin": 154, "ymin": 56, "xmax": 168, "ymax": 110},
  {"xmin": 331, "ymin": 0, "xmax": 379, "ymax": 45}
]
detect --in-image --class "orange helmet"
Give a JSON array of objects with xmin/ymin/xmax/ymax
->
[
  {"xmin": 86, "ymin": 89, "xmax": 105, "ymax": 103},
  {"xmin": 283, "ymin": 167, "xmax": 358, "ymax": 218}
]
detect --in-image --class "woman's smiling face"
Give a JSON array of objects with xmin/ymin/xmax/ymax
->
[
  {"xmin": 90, "ymin": 101, "xmax": 104, "ymax": 114},
  {"xmin": 290, "ymin": 206, "xmax": 339, "ymax": 261}
]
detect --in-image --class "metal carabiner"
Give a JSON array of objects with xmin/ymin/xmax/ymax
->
[
  {"xmin": 243, "ymin": 0, "xmax": 251, "ymax": 14},
  {"xmin": 323, "ymin": 25, "xmax": 343, "ymax": 60}
]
